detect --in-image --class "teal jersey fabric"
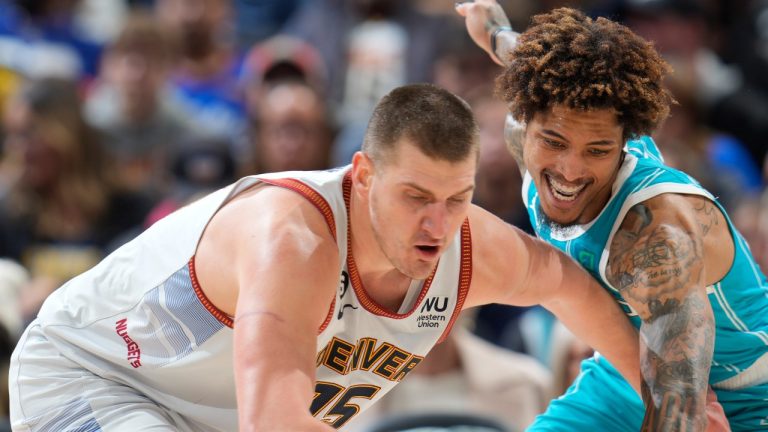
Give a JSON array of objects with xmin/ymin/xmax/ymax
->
[{"xmin": 523, "ymin": 136, "xmax": 768, "ymax": 388}]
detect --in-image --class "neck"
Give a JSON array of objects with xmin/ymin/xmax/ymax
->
[{"xmin": 348, "ymin": 186, "xmax": 412, "ymax": 312}]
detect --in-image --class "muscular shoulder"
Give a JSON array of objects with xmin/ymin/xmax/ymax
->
[
  {"xmin": 612, "ymin": 193, "xmax": 725, "ymax": 245},
  {"xmin": 209, "ymin": 185, "xmax": 337, "ymax": 250},
  {"xmin": 606, "ymin": 193, "xmax": 722, "ymax": 319},
  {"xmin": 195, "ymin": 184, "xmax": 340, "ymax": 315}
]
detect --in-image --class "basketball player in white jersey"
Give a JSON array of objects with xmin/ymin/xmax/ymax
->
[{"xmin": 10, "ymin": 84, "xmax": 642, "ymax": 431}]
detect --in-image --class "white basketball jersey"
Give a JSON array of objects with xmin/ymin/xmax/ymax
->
[{"xmin": 33, "ymin": 166, "xmax": 471, "ymax": 430}]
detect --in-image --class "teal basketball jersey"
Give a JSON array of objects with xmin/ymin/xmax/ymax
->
[{"xmin": 523, "ymin": 136, "xmax": 768, "ymax": 388}]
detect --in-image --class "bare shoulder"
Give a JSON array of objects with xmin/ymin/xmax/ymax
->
[
  {"xmin": 605, "ymin": 193, "xmax": 718, "ymax": 319},
  {"xmin": 202, "ymin": 184, "xmax": 338, "ymax": 260},
  {"xmin": 195, "ymin": 184, "xmax": 340, "ymax": 317}
]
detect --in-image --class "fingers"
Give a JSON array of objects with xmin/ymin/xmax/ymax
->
[
  {"xmin": 455, "ymin": 1, "xmax": 491, "ymax": 17},
  {"xmin": 704, "ymin": 387, "xmax": 731, "ymax": 432},
  {"xmin": 454, "ymin": 2, "xmax": 469, "ymax": 17}
]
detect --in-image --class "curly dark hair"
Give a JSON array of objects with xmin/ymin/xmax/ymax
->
[{"xmin": 496, "ymin": 8, "xmax": 674, "ymax": 142}]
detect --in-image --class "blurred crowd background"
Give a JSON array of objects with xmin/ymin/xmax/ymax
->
[{"xmin": 0, "ymin": 0, "xmax": 766, "ymax": 430}]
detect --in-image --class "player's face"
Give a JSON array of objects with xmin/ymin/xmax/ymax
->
[
  {"xmin": 368, "ymin": 140, "xmax": 476, "ymax": 279},
  {"xmin": 524, "ymin": 105, "xmax": 624, "ymax": 226}
]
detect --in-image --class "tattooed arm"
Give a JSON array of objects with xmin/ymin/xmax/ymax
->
[
  {"xmin": 606, "ymin": 194, "xmax": 718, "ymax": 431},
  {"xmin": 503, "ymin": 114, "xmax": 526, "ymax": 175}
]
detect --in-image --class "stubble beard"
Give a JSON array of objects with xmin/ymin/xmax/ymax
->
[{"xmin": 369, "ymin": 203, "xmax": 432, "ymax": 280}]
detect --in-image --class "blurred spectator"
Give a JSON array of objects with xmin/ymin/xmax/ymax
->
[
  {"xmin": 547, "ymin": 321, "xmax": 595, "ymax": 395},
  {"xmin": 284, "ymin": 0, "xmax": 453, "ymax": 165},
  {"xmin": 285, "ymin": 0, "xmax": 447, "ymax": 112},
  {"xmin": 238, "ymin": 35, "xmax": 329, "ymax": 168},
  {"xmin": 0, "ymin": 78, "xmax": 152, "ymax": 322},
  {"xmin": 716, "ymin": 0, "xmax": 768, "ymax": 167},
  {"xmin": 0, "ymin": 317, "xmax": 14, "ymax": 430},
  {"xmin": 74, "ymin": 0, "xmax": 129, "ymax": 44},
  {"xmin": 0, "ymin": 0, "xmax": 104, "ymax": 80},
  {"xmin": 241, "ymin": 35, "xmax": 328, "ymax": 116},
  {"xmin": 622, "ymin": 0, "xmax": 765, "ymax": 208},
  {"xmin": 346, "ymin": 324, "xmax": 553, "ymax": 432},
  {"xmin": 0, "ymin": 258, "xmax": 27, "ymax": 339},
  {"xmin": 243, "ymin": 80, "xmax": 335, "ymax": 175},
  {"xmin": 471, "ymin": 93, "xmax": 530, "ymax": 229},
  {"xmin": 732, "ymin": 192, "xmax": 768, "ymax": 273},
  {"xmin": 622, "ymin": 0, "xmax": 768, "ymax": 171},
  {"xmin": 0, "ymin": 66, "xmax": 20, "ymax": 126},
  {"xmin": 655, "ymin": 72, "xmax": 763, "ymax": 210},
  {"xmin": 154, "ymin": 0, "xmax": 246, "ymax": 140},
  {"xmin": 0, "ymin": 260, "xmax": 20, "ymax": 432},
  {"xmin": 85, "ymin": 11, "xmax": 199, "ymax": 199},
  {"xmin": 144, "ymin": 134, "xmax": 236, "ymax": 227}
]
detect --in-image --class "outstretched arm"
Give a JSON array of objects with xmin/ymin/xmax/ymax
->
[
  {"xmin": 198, "ymin": 186, "xmax": 339, "ymax": 431},
  {"xmin": 606, "ymin": 195, "xmax": 715, "ymax": 430},
  {"xmin": 466, "ymin": 205, "xmax": 642, "ymax": 393}
]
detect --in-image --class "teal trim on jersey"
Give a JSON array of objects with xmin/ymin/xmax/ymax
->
[{"xmin": 525, "ymin": 136, "xmax": 768, "ymax": 386}]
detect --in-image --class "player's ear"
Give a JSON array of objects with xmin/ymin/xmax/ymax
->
[{"xmin": 351, "ymin": 151, "xmax": 374, "ymax": 194}]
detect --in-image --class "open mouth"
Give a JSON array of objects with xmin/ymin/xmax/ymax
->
[
  {"xmin": 545, "ymin": 174, "xmax": 586, "ymax": 202},
  {"xmin": 415, "ymin": 245, "xmax": 440, "ymax": 259}
]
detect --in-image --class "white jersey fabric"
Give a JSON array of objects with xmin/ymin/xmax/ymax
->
[{"xmin": 9, "ymin": 166, "xmax": 472, "ymax": 431}]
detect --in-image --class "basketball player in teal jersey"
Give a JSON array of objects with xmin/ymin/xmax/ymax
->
[{"xmin": 458, "ymin": 1, "xmax": 768, "ymax": 430}]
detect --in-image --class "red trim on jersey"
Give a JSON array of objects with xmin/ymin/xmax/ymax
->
[
  {"xmin": 189, "ymin": 256, "xmax": 234, "ymax": 328},
  {"xmin": 437, "ymin": 220, "xmax": 472, "ymax": 343},
  {"xmin": 342, "ymin": 173, "xmax": 438, "ymax": 318},
  {"xmin": 259, "ymin": 178, "xmax": 337, "ymax": 242},
  {"xmin": 189, "ymin": 176, "xmax": 340, "ymax": 331},
  {"xmin": 317, "ymin": 298, "xmax": 336, "ymax": 335},
  {"xmin": 261, "ymin": 177, "xmax": 339, "ymax": 333}
]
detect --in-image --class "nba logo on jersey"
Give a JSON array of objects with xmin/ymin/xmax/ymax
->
[{"xmin": 577, "ymin": 250, "xmax": 596, "ymax": 270}]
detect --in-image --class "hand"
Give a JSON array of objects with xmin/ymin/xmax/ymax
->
[
  {"xmin": 455, "ymin": 0, "xmax": 513, "ymax": 65},
  {"xmin": 705, "ymin": 387, "xmax": 731, "ymax": 432}
]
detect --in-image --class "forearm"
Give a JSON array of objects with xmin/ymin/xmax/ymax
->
[
  {"xmin": 640, "ymin": 293, "xmax": 714, "ymax": 431},
  {"xmin": 540, "ymin": 251, "xmax": 642, "ymax": 393},
  {"xmin": 234, "ymin": 313, "xmax": 333, "ymax": 432}
]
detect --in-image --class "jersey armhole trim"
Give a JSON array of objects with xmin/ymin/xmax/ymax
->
[
  {"xmin": 189, "ymin": 256, "xmax": 234, "ymax": 328},
  {"xmin": 259, "ymin": 178, "xmax": 338, "ymax": 242},
  {"xmin": 189, "ymin": 177, "xmax": 340, "ymax": 330},
  {"xmin": 437, "ymin": 219, "xmax": 472, "ymax": 343}
]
